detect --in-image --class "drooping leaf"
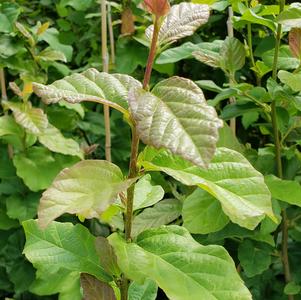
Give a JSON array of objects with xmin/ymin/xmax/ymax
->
[
  {"xmin": 13, "ymin": 147, "xmax": 79, "ymax": 192},
  {"xmin": 109, "ymin": 226, "xmax": 252, "ymax": 300},
  {"xmin": 265, "ymin": 175, "xmax": 301, "ymax": 207},
  {"xmin": 132, "ymin": 199, "xmax": 182, "ymax": 237},
  {"xmin": 129, "ymin": 77, "xmax": 223, "ymax": 168},
  {"xmin": 128, "ymin": 279, "xmax": 158, "ymax": 300},
  {"xmin": 238, "ymin": 239, "xmax": 272, "ymax": 277},
  {"xmin": 80, "ymin": 273, "xmax": 116, "ymax": 300},
  {"xmin": 133, "ymin": 174, "xmax": 164, "ymax": 210},
  {"xmin": 3, "ymin": 101, "xmax": 48, "ymax": 135},
  {"xmin": 139, "ymin": 146, "xmax": 275, "ymax": 230},
  {"xmin": 32, "ymin": 68, "xmax": 141, "ymax": 115},
  {"xmin": 38, "ymin": 123, "xmax": 83, "ymax": 158},
  {"xmin": 219, "ymin": 37, "xmax": 246, "ymax": 74},
  {"xmin": 145, "ymin": 3, "xmax": 210, "ymax": 47},
  {"xmin": 36, "ymin": 48, "xmax": 67, "ymax": 62},
  {"xmin": 38, "ymin": 160, "xmax": 136, "ymax": 228},
  {"xmin": 183, "ymin": 188, "xmax": 229, "ymax": 234},
  {"xmin": 23, "ymin": 220, "xmax": 111, "ymax": 282}
]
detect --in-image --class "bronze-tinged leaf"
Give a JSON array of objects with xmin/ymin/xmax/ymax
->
[
  {"xmin": 121, "ymin": 8, "xmax": 135, "ymax": 35},
  {"xmin": 143, "ymin": 0, "xmax": 170, "ymax": 17},
  {"xmin": 289, "ymin": 28, "xmax": 301, "ymax": 59},
  {"xmin": 80, "ymin": 273, "xmax": 116, "ymax": 300}
]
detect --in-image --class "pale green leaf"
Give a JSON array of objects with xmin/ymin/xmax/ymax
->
[
  {"xmin": 128, "ymin": 279, "xmax": 157, "ymax": 300},
  {"xmin": 146, "ymin": 3, "xmax": 210, "ymax": 47},
  {"xmin": 3, "ymin": 101, "xmax": 48, "ymax": 135},
  {"xmin": 183, "ymin": 188, "xmax": 229, "ymax": 234},
  {"xmin": 37, "ymin": 48, "xmax": 67, "ymax": 62},
  {"xmin": 23, "ymin": 220, "xmax": 111, "ymax": 282},
  {"xmin": 109, "ymin": 226, "xmax": 252, "ymax": 300},
  {"xmin": 38, "ymin": 160, "xmax": 136, "ymax": 228},
  {"xmin": 133, "ymin": 174, "xmax": 164, "ymax": 210},
  {"xmin": 132, "ymin": 199, "xmax": 182, "ymax": 237},
  {"xmin": 278, "ymin": 70, "xmax": 301, "ymax": 92},
  {"xmin": 265, "ymin": 175, "xmax": 301, "ymax": 206},
  {"xmin": 284, "ymin": 282, "xmax": 301, "ymax": 295},
  {"xmin": 277, "ymin": 7, "xmax": 301, "ymax": 29},
  {"xmin": 129, "ymin": 77, "xmax": 223, "ymax": 168},
  {"xmin": 33, "ymin": 68, "xmax": 141, "ymax": 115},
  {"xmin": 0, "ymin": 115, "xmax": 23, "ymax": 137},
  {"xmin": 38, "ymin": 123, "xmax": 83, "ymax": 158},
  {"xmin": 139, "ymin": 146, "xmax": 275, "ymax": 230}
]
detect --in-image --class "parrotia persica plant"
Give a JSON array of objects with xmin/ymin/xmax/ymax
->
[{"xmin": 2, "ymin": 0, "xmax": 301, "ymax": 299}]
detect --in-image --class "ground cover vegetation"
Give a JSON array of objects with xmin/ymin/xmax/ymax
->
[{"xmin": 1, "ymin": 0, "xmax": 301, "ymax": 299}]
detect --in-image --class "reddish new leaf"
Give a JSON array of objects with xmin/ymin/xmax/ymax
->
[
  {"xmin": 289, "ymin": 28, "xmax": 301, "ymax": 60},
  {"xmin": 144, "ymin": 0, "xmax": 170, "ymax": 17}
]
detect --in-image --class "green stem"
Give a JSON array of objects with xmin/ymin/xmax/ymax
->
[{"xmin": 270, "ymin": 1, "xmax": 293, "ymax": 299}]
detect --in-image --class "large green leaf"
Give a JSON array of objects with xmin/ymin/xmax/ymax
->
[
  {"xmin": 38, "ymin": 123, "xmax": 83, "ymax": 158},
  {"xmin": 146, "ymin": 3, "xmax": 210, "ymax": 47},
  {"xmin": 132, "ymin": 199, "xmax": 182, "ymax": 237},
  {"xmin": 278, "ymin": 70, "xmax": 301, "ymax": 92},
  {"xmin": 276, "ymin": 7, "xmax": 301, "ymax": 29},
  {"xmin": 38, "ymin": 160, "xmax": 136, "ymax": 228},
  {"xmin": 109, "ymin": 226, "xmax": 252, "ymax": 300},
  {"xmin": 33, "ymin": 68, "xmax": 141, "ymax": 115},
  {"xmin": 13, "ymin": 147, "xmax": 79, "ymax": 192},
  {"xmin": 23, "ymin": 220, "xmax": 111, "ymax": 282},
  {"xmin": 265, "ymin": 175, "xmax": 301, "ymax": 207},
  {"xmin": 133, "ymin": 174, "xmax": 164, "ymax": 210},
  {"xmin": 183, "ymin": 188, "xmax": 229, "ymax": 234},
  {"xmin": 139, "ymin": 147, "xmax": 275, "ymax": 229},
  {"xmin": 3, "ymin": 101, "xmax": 48, "ymax": 135},
  {"xmin": 129, "ymin": 77, "xmax": 222, "ymax": 168},
  {"xmin": 128, "ymin": 279, "xmax": 157, "ymax": 300}
]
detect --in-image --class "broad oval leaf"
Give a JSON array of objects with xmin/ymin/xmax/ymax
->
[
  {"xmin": 183, "ymin": 188, "xmax": 229, "ymax": 234},
  {"xmin": 139, "ymin": 146, "xmax": 275, "ymax": 230},
  {"xmin": 146, "ymin": 3, "xmax": 210, "ymax": 47},
  {"xmin": 32, "ymin": 68, "xmax": 142, "ymax": 115},
  {"xmin": 23, "ymin": 220, "xmax": 111, "ymax": 283},
  {"xmin": 3, "ymin": 101, "xmax": 48, "ymax": 134},
  {"xmin": 38, "ymin": 160, "xmax": 136, "ymax": 228},
  {"xmin": 129, "ymin": 77, "xmax": 223, "ymax": 168},
  {"xmin": 109, "ymin": 226, "xmax": 252, "ymax": 300}
]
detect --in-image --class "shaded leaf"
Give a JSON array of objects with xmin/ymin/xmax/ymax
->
[
  {"xmin": 132, "ymin": 199, "xmax": 182, "ymax": 237},
  {"xmin": 129, "ymin": 77, "xmax": 222, "ymax": 168},
  {"xmin": 183, "ymin": 188, "xmax": 229, "ymax": 234},
  {"xmin": 128, "ymin": 279, "xmax": 157, "ymax": 300},
  {"xmin": 146, "ymin": 3, "xmax": 210, "ymax": 47},
  {"xmin": 38, "ymin": 160, "xmax": 136, "ymax": 228},
  {"xmin": 109, "ymin": 226, "xmax": 252, "ymax": 300},
  {"xmin": 37, "ymin": 48, "xmax": 67, "ymax": 62},
  {"xmin": 23, "ymin": 220, "xmax": 111, "ymax": 282},
  {"xmin": 139, "ymin": 146, "xmax": 275, "ymax": 230},
  {"xmin": 80, "ymin": 273, "xmax": 116, "ymax": 300}
]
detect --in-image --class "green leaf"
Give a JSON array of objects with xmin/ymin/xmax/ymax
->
[
  {"xmin": 0, "ymin": 2, "xmax": 21, "ymax": 33},
  {"xmin": 139, "ymin": 147, "xmax": 275, "ymax": 230},
  {"xmin": 23, "ymin": 220, "xmax": 111, "ymax": 282},
  {"xmin": 38, "ymin": 160, "xmax": 136, "ymax": 228},
  {"xmin": 0, "ymin": 197, "xmax": 19, "ymax": 230},
  {"xmin": 220, "ymin": 37, "xmax": 246, "ymax": 74},
  {"xmin": 38, "ymin": 123, "xmax": 83, "ymax": 158},
  {"xmin": 109, "ymin": 226, "xmax": 252, "ymax": 300},
  {"xmin": 6, "ymin": 193, "xmax": 39, "ymax": 223},
  {"xmin": 13, "ymin": 147, "xmax": 79, "ymax": 191},
  {"xmin": 265, "ymin": 175, "xmax": 301, "ymax": 206},
  {"xmin": 129, "ymin": 77, "xmax": 223, "ymax": 168},
  {"xmin": 132, "ymin": 199, "xmax": 182, "ymax": 237},
  {"xmin": 284, "ymin": 282, "xmax": 301, "ymax": 295},
  {"xmin": 146, "ymin": 3, "xmax": 210, "ymax": 47},
  {"xmin": 60, "ymin": 0, "xmax": 93, "ymax": 11},
  {"xmin": 238, "ymin": 239, "xmax": 272, "ymax": 277},
  {"xmin": 276, "ymin": 7, "xmax": 301, "ymax": 29},
  {"xmin": 262, "ymin": 46, "xmax": 299, "ymax": 70},
  {"xmin": 128, "ymin": 279, "xmax": 157, "ymax": 300},
  {"xmin": 278, "ymin": 70, "xmax": 301, "ymax": 92},
  {"xmin": 3, "ymin": 101, "xmax": 48, "ymax": 135},
  {"xmin": 133, "ymin": 174, "xmax": 164, "ymax": 210},
  {"xmin": 33, "ymin": 68, "xmax": 141, "ymax": 115},
  {"xmin": 37, "ymin": 48, "xmax": 67, "ymax": 62},
  {"xmin": 217, "ymin": 124, "xmax": 244, "ymax": 153},
  {"xmin": 80, "ymin": 273, "xmax": 116, "ymax": 300},
  {"xmin": 0, "ymin": 115, "xmax": 24, "ymax": 137},
  {"xmin": 183, "ymin": 188, "xmax": 229, "ymax": 234}
]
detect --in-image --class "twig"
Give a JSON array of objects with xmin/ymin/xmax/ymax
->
[{"xmin": 107, "ymin": 2, "xmax": 115, "ymax": 65}]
